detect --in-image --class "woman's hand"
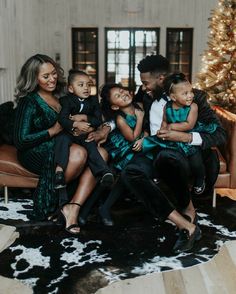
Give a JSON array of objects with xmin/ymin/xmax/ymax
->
[
  {"xmin": 48, "ymin": 121, "xmax": 63, "ymax": 137},
  {"xmin": 132, "ymin": 138, "xmax": 143, "ymax": 152}
]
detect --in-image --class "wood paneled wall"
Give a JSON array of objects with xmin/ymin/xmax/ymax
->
[{"xmin": 0, "ymin": 0, "xmax": 218, "ymax": 104}]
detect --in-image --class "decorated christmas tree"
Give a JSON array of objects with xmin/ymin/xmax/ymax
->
[{"xmin": 196, "ymin": 0, "xmax": 236, "ymax": 113}]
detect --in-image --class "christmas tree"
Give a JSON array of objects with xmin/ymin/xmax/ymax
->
[{"xmin": 196, "ymin": 0, "xmax": 236, "ymax": 113}]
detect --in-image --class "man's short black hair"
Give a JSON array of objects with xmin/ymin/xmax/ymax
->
[{"xmin": 137, "ymin": 54, "xmax": 169, "ymax": 74}]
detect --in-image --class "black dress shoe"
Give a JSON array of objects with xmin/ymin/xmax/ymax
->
[
  {"xmin": 98, "ymin": 206, "xmax": 114, "ymax": 226},
  {"xmin": 173, "ymin": 225, "xmax": 201, "ymax": 254},
  {"xmin": 193, "ymin": 181, "xmax": 206, "ymax": 195},
  {"xmin": 54, "ymin": 171, "xmax": 66, "ymax": 190},
  {"xmin": 100, "ymin": 172, "xmax": 114, "ymax": 188}
]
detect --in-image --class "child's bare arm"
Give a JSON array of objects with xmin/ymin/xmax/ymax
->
[
  {"xmin": 168, "ymin": 103, "xmax": 198, "ymax": 131},
  {"xmin": 117, "ymin": 110, "xmax": 144, "ymax": 142}
]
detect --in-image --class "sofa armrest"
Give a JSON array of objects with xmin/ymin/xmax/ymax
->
[{"xmin": 212, "ymin": 106, "xmax": 236, "ymax": 188}]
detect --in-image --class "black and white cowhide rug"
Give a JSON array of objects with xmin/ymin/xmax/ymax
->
[{"xmin": 0, "ymin": 194, "xmax": 236, "ymax": 294}]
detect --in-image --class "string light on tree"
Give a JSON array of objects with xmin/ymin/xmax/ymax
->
[{"xmin": 196, "ymin": 0, "xmax": 236, "ymax": 113}]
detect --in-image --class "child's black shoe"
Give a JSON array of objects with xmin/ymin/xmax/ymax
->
[
  {"xmin": 193, "ymin": 181, "xmax": 205, "ymax": 195},
  {"xmin": 100, "ymin": 172, "xmax": 114, "ymax": 188},
  {"xmin": 54, "ymin": 171, "xmax": 66, "ymax": 190}
]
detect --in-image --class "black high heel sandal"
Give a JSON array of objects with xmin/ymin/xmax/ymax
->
[{"xmin": 60, "ymin": 202, "xmax": 81, "ymax": 235}]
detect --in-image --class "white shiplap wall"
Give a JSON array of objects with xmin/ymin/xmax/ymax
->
[{"xmin": 0, "ymin": 0, "xmax": 218, "ymax": 104}]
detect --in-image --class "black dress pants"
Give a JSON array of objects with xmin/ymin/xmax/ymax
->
[
  {"xmin": 121, "ymin": 152, "xmax": 177, "ymax": 221},
  {"xmin": 153, "ymin": 149, "xmax": 191, "ymax": 210},
  {"xmin": 55, "ymin": 132, "xmax": 109, "ymax": 177}
]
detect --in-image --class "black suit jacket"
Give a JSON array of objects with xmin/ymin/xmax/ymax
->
[{"xmin": 58, "ymin": 93, "xmax": 103, "ymax": 133}]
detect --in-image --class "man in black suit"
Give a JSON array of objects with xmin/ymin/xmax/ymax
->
[
  {"xmin": 84, "ymin": 55, "xmax": 226, "ymax": 252},
  {"xmin": 120, "ymin": 55, "xmax": 226, "ymax": 253}
]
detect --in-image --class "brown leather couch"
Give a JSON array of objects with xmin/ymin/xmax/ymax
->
[
  {"xmin": 0, "ymin": 144, "xmax": 38, "ymax": 203},
  {"xmin": 212, "ymin": 106, "xmax": 236, "ymax": 206},
  {"xmin": 0, "ymin": 106, "xmax": 236, "ymax": 206}
]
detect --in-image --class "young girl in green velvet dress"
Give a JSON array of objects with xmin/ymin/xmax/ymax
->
[
  {"xmin": 95, "ymin": 84, "xmax": 145, "ymax": 225},
  {"xmin": 101, "ymin": 84, "xmax": 145, "ymax": 170}
]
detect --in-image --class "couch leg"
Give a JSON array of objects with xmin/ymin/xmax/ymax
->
[
  {"xmin": 212, "ymin": 188, "xmax": 216, "ymax": 208},
  {"xmin": 4, "ymin": 186, "xmax": 8, "ymax": 204}
]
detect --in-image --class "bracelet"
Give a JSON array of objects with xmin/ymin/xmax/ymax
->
[{"xmin": 188, "ymin": 133, "xmax": 193, "ymax": 144}]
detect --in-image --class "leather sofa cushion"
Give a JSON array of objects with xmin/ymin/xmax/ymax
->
[
  {"xmin": 214, "ymin": 148, "xmax": 227, "ymax": 173},
  {"xmin": 0, "ymin": 144, "xmax": 38, "ymax": 178}
]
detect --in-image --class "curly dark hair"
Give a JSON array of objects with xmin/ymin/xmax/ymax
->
[
  {"xmin": 137, "ymin": 54, "xmax": 169, "ymax": 75},
  {"xmin": 100, "ymin": 83, "xmax": 122, "ymax": 121},
  {"xmin": 163, "ymin": 72, "xmax": 188, "ymax": 95}
]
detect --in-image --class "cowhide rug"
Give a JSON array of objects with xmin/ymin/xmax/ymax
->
[{"xmin": 0, "ymin": 193, "xmax": 235, "ymax": 294}]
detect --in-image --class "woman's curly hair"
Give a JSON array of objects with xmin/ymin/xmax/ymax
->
[{"xmin": 15, "ymin": 54, "xmax": 66, "ymax": 102}]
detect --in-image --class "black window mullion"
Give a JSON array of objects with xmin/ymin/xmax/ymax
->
[
  {"xmin": 105, "ymin": 28, "xmax": 160, "ymax": 92},
  {"xmin": 72, "ymin": 28, "xmax": 98, "ymax": 95}
]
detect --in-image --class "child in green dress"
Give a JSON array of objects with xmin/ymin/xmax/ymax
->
[
  {"xmin": 142, "ymin": 73, "xmax": 218, "ymax": 194},
  {"xmin": 101, "ymin": 84, "xmax": 145, "ymax": 170},
  {"xmin": 97, "ymin": 83, "xmax": 145, "ymax": 225}
]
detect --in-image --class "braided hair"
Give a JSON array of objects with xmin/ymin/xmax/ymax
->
[{"xmin": 163, "ymin": 72, "xmax": 188, "ymax": 96}]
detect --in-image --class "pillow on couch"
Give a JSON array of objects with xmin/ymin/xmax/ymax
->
[{"xmin": 0, "ymin": 101, "xmax": 16, "ymax": 145}]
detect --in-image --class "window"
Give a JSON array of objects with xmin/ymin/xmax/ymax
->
[
  {"xmin": 72, "ymin": 28, "xmax": 98, "ymax": 95},
  {"xmin": 166, "ymin": 28, "xmax": 193, "ymax": 81},
  {"xmin": 105, "ymin": 28, "xmax": 160, "ymax": 93}
]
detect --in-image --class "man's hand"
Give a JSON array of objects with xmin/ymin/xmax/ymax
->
[
  {"xmin": 132, "ymin": 138, "xmax": 143, "ymax": 152},
  {"xmin": 135, "ymin": 108, "xmax": 144, "ymax": 120},
  {"xmin": 70, "ymin": 114, "xmax": 87, "ymax": 122},
  {"xmin": 157, "ymin": 129, "xmax": 192, "ymax": 143},
  {"xmin": 86, "ymin": 125, "xmax": 111, "ymax": 145},
  {"xmin": 73, "ymin": 121, "xmax": 91, "ymax": 132}
]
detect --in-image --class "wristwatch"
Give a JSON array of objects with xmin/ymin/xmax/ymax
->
[{"xmin": 102, "ymin": 122, "xmax": 111, "ymax": 128}]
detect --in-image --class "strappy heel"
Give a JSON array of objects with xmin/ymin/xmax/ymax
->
[{"xmin": 60, "ymin": 202, "xmax": 81, "ymax": 235}]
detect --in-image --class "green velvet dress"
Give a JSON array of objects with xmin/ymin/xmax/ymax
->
[
  {"xmin": 142, "ymin": 101, "xmax": 218, "ymax": 157},
  {"xmin": 104, "ymin": 113, "xmax": 142, "ymax": 171},
  {"xmin": 14, "ymin": 93, "xmax": 58, "ymax": 220}
]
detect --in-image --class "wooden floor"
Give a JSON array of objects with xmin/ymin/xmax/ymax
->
[
  {"xmin": 216, "ymin": 188, "xmax": 236, "ymax": 201},
  {"xmin": 0, "ymin": 225, "xmax": 32, "ymax": 294},
  {"xmin": 96, "ymin": 188, "xmax": 236, "ymax": 294},
  {"xmin": 96, "ymin": 240, "xmax": 236, "ymax": 294}
]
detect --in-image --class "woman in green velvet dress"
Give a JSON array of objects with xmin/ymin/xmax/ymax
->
[{"xmin": 14, "ymin": 54, "xmax": 104, "ymax": 234}]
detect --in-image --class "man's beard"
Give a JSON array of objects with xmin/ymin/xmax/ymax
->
[{"xmin": 152, "ymin": 86, "xmax": 164, "ymax": 101}]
